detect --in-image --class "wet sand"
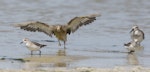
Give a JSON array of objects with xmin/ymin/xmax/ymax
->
[{"xmin": 0, "ymin": 66, "xmax": 150, "ymax": 72}]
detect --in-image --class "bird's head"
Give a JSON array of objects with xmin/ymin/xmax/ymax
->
[
  {"xmin": 130, "ymin": 25, "xmax": 139, "ymax": 33},
  {"xmin": 56, "ymin": 25, "xmax": 61, "ymax": 31},
  {"xmin": 20, "ymin": 38, "xmax": 30, "ymax": 44}
]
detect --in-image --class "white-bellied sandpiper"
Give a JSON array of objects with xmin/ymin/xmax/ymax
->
[
  {"xmin": 130, "ymin": 25, "xmax": 144, "ymax": 45},
  {"xmin": 21, "ymin": 38, "xmax": 46, "ymax": 55}
]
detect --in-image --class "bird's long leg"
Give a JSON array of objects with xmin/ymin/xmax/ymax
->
[
  {"xmin": 64, "ymin": 41, "xmax": 66, "ymax": 49},
  {"xmin": 31, "ymin": 51, "xmax": 33, "ymax": 55},
  {"xmin": 39, "ymin": 50, "xmax": 41, "ymax": 55},
  {"xmin": 58, "ymin": 40, "xmax": 61, "ymax": 46}
]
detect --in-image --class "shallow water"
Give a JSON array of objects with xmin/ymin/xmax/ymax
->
[{"xmin": 0, "ymin": 0, "xmax": 150, "ymax": 69}]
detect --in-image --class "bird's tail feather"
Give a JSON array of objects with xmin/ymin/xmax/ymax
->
[{"xmin": 40, "ymin": 45, "xmax": 47, "ymax": 48}]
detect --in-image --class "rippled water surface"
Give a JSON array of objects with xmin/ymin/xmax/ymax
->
[{"xmin": 0, "ymin": 0, "xmax": 150, "ymax": 69}]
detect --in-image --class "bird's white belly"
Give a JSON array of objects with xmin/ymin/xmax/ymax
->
[
  {"xmin": 134, "ymin": 31, "xmax": 139, "ymax": 35},
  {"xmin": 134, "ymin": 39, "xmax": 138, "ymax": 42},
  {"xmin": 26, "ymin": 43, "xmax": 40, "ymax": 51},
  {"xmin": 132, "ymin": 30, "xmax": 143, "ymax": 42}
]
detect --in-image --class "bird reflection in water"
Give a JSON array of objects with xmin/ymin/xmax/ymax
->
[
  {"xmin": 126, "ymin": 44, "xmax": 144, "ymax": 65},
  {"xmin": 127, "ymin": 52, "xmax": 139, "ymax": 65},
  {"xmin": 53, "ymin": 49, "xmax": 68, "ymax": 67},
  {"xmin": 56, "ymin": 49, "xmax": 66, "ymax": 56},
  {"xmin": 22, "ymin": 49, "xmax": 68, "ymax": 69},
  {"xmin": 53, "ymin": 61, "xmax": 67, "ymax": 67}
]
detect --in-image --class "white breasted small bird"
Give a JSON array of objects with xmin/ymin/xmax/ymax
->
[
  {"xmin": 130, "ymin": 25, "xmax": 145, "ymax": 45},
  {"xmin": 21, "ymin": 38, "xmax": 46, "ymax": 55}
]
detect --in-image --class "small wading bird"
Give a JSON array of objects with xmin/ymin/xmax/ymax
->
[
  {"xmin": 16, "ymin": 14, "xmax": 100, "ymax": 48},
  {"xmin": 21, "ymin": 38, "xmax": 46, "ymax": 55},
  {"xmin": 130, "ymin": 25, "xmax": 144, "ymax": 45},
  {"xmin": 124, "ymin": 41, "xmax": 139, "ymax": 53},
  {"xmin": 124, "ymin": 41, "xmax": 144, "ymax": 53}
]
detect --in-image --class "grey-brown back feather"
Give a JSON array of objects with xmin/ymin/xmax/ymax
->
[
  {"xmin": 139, "ymin": 29, "xmax": 145, "ymax": 39},
  {"xmin": 32, "ymin": 41, "xmax": 46, "ymax": 48}
]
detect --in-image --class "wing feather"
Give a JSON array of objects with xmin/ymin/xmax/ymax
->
[
  {"xmin": 67, "ymin": 14, "xmax": 99, "ymax": 34},
  {"xmin": 140, "ymin": 30, "xmax": 145, "ymax": 39},
  {"xmin": 32, "ymin": 41, "xmax": 46, "ymax": 48},
  {"xmin": 16, "ymin": 21, "xmax": 54, "ymax": 37}
]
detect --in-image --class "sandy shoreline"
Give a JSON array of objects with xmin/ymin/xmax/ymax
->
[{"xmin": 0, "ymin": 66, "xmax": 150, "ymax": 72}]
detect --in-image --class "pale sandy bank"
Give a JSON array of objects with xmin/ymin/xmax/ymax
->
[{"xmin": 0, "ymin": 66, "xmax": 150, "ymax": 72}]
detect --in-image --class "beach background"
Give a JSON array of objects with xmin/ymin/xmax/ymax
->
[{"xmin": 0, "ymin": 0, "xmax": 150, "ymax": 71}]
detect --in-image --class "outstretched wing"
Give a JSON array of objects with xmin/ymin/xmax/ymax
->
[
  {"xmin": 15, "ymin": 21, "xmax": 54, "ymax": 37},
  {"xmin": 67, "ymin": 14, "xmax": 100, "ymax": 34}
]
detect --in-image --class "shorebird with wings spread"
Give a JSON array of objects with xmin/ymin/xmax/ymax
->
[{"xmin": 16, "ymin": 14, "xmax": 100, "ymax": 48}]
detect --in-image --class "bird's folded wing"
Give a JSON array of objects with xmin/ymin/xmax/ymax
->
[
  {"xmin": 66, "ymin": 14, "xmax": 100, "ymax": 34},
  {"xmin": 140, "ymin": 30, "xmax": 145, "ymax": 39},
  {"xmin": 133, "ymin": 30, "xmax": 144, "ymax": 38},
  {"xmin": 32, "ymin": 41, "xmax": 46, "ymax": 48},
  {"xmin": 15, "ymin": 21, "xmax": 54, "ymax": 37}
]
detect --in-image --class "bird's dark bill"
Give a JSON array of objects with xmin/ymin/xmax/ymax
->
[
  {"xmin": 130, "ymin": 29, "xmax": 134, "ymax": 33},
  {"xmin": 20, "ymin": 42, "xmax": 23, "ymax": 44}
]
